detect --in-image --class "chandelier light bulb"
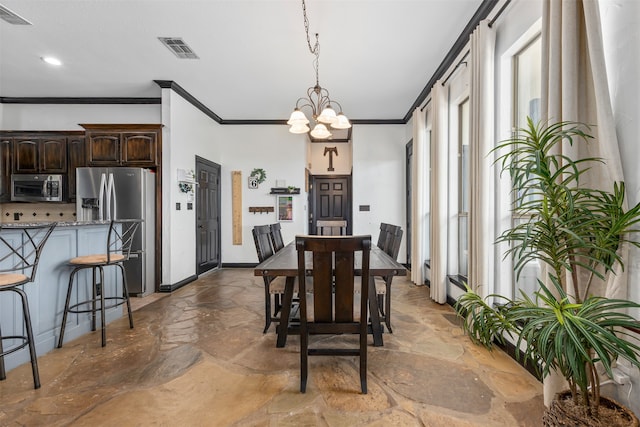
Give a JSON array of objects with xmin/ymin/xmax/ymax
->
[
  {"xmin": 287, "ymin": 109, "xmax": 309, "ymax": 125},
  {"xmin": 332, "ymin": 113, "xmax": 352, "ymax": 129},
  {"xmin": 289, "ymin": 123, "xmax": 311, "ymax": 134},
  {"xmin": 310, "ymin": 123, "xmax": 331, "ymax": 139},
  {"xmin": 317, "ymin": 105, "xmax": 337, "ymax": 124}
]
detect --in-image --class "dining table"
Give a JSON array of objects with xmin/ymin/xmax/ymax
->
[{"xmin": 253, "ymin": 239, "xmax": 406, "ymax": 347}]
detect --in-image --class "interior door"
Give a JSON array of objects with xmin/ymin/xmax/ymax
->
[
  {"xmin": 309, "ymin": 175, "xmax": 352, "ymax": 235},
  {"xmin": 196, "ymin": 156, "xmax": 221, "ymax": 274}
]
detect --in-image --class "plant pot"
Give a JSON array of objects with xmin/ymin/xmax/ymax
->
[{"xmin": 543, "ymin": 390, "xmax": 639, "ymax": 427}]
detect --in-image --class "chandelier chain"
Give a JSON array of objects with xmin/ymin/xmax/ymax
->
[{"xmin": 302, "ymin": 0, "xmax": 320, "ymax": 87}]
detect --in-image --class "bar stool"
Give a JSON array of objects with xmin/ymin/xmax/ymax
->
[
  {"xmin": 0, "ymin": 223, "xmax": 56, "ymax": 389},
  {"xmin": 57, "ymin": 219, "xmax": 140, "ymax": 348}
]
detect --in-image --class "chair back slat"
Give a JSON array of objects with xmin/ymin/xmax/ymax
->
[
  {"xmin": 108, "ymin": 219, "xmax": 141, "ymax": 263},
  {"xmin": 252, "ymin": 225, "xmax": 274, "ymax": 262},
  {"xmin": 316, "ymin": 220, "xmax": 347, "ymax": 236},
  {"xmin": 376, "ymin": 223, "xmax": 391, "ymax": 250},
  {"xmin": 0, "ymin": 223, "xmax": 56, "ymax": 280},
  {"xmin": 269, "ymin": 223, "xmax": 285, "ymax": 252},
  {"xmin": 297, "ymin": 235, "xmax": 371, "ymax": 324}
]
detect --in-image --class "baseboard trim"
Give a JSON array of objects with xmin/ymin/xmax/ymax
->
[
  {"xmin": 222, "ymin": 263, "xmax": 257, "ymax": 268},
  {"xmin": 159, "ymin": 274, "xmax": 198, "ymax": 293}
]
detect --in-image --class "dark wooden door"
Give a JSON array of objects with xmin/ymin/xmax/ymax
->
[
  {"xmin": 309, "ymin": 175, "xmax": 352, "ymax": 235},
  {"xmin": 196, "ymin": 156, "xmax": 221, "ymax": 274}
]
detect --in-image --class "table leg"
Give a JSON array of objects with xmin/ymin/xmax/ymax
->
[
  {"xmin": 368, "ymin": 275, "xmax": 384, "ymax": 346},
  {"xmin": 276, "ymin": 276, "xmax": 296, "ymax": 348}
]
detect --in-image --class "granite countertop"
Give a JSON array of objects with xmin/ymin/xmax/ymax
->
[{"xmin": 1, "ymin": 220, "xmax": 112, "ymax": 228}]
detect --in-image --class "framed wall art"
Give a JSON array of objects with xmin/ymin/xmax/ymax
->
[{"xmin": 276, "ymin": 195, "xmax": 293, "ymax": 221}]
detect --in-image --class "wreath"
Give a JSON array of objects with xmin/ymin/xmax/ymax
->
[{"xmin": 250, "ymin": 168, "xmax": 267, "ymax": 184}]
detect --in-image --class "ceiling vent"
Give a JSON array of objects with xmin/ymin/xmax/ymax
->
[
  {"xmin": 158, "ymin": 37, "xmax": 199, "ymax": 59},
  {"xmin": 0, "ymin": 4, "xmax": 32, "ymax": 25}
]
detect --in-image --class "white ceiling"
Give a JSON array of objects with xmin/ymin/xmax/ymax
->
[{"xmin": 0, "ymin": 0, "xmax": 485, "ymax": 123}]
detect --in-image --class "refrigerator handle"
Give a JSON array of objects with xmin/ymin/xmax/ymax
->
[
  {"xmin": 109, "ymin": 173, "xmax": 117, "ymax": 219},
  {"xmin": 98, "ymin": 173, "xmax": 107, "ymax": 221},
  {"xmin": 106, "ymin": 173, "xmax": 116, "ymax": 220}
]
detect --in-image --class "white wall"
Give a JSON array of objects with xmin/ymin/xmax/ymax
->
[
  {"xmin": 217, "ymin": 125, "xmax": 309, "ymax": 263},
  {"xmin": 1, "ymin": 104, "xmax": 160, "ymax": 130},
  {"xmin": 161, "ymin": 90, "xmax": 224, "ymax": 285},
  {"xmin": 352, "ymin": 124, "xmax": 408, "ymax": 263},
  {"xmin": 308, "ymin": 141, "xmax": 352, "ymax": 175}
]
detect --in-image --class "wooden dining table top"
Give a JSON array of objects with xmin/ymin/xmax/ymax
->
[{"xmin": 253, "ymin": 240, "xmax": 406, "ymax": 277}]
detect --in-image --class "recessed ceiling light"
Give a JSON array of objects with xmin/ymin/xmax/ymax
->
[{"xmin": 42, "ymin": 56, "xmax": 62, "ymax": 66}]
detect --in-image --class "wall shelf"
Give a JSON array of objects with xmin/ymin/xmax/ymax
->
[
  {"xmin": 270, "ymin": 187, "xmax": 300, "ymax": 195},
  {"xmin": 249, "ymin": 206, "xmax": 274, "ymax": 214}
]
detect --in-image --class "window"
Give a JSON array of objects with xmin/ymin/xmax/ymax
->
[
  {"xmin": 511, "ymin": 35, "xmax": 541, "ymax": 298},
  {"xmin": 458, "ymin": 98, "xmax": 470, "ymax": 277}
]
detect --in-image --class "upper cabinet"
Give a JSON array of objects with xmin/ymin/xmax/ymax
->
[
  {"xmin": 82, "ymin": 124, "xmax": 161, "ymax": 167},
  {"xmin": 13, "ymin": 136, "xmax": 67, "ymax": 173},
  {"xmin": 67, "ymin": 135, "xmax": 86, "ymax": 201},
  {"xmin": 0, "ymin": 138, "xmax": 12, "ymax": 202}
]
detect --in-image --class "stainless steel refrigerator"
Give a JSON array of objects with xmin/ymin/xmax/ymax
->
[{"xmin": 76, "ymin": 167, "xmax": 155, "ymax": 296}]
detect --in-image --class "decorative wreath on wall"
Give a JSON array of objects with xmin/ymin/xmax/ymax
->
[{"xmin": 250, "ymin": 168, "xmax": 267, "ymax": 184}]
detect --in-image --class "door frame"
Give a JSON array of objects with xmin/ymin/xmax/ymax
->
[
  {"xmin": 195, "ymin": 155, "xmax": 221, "ymax": 274},
  {"xmin": 308, "ymin": 174, "xmax": 353, "ymax": 235},
  {"xmin": 406, "ymin": 139, "xmax": 412, "ymax": 268}
]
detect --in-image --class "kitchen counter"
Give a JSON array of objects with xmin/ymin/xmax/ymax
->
[
  {"xmin": 0, "ymin": 223, "xmax": 125, "ymax": 373},
  {"xmin": 1, "ymin": 220, "xmax": 112, "ymax": 228}
]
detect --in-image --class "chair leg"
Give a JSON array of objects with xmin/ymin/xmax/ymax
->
[
  {"xmin": 263, "ymin": 281, "xmax": 271, "ymax": 334},
  {"xmin": 16, "ymin": 288, "xmax": 40, "ymax": 389},
  {"xmin": 116, "ymin": 263, "xmax": 134, "ymax": 329},
  {"xmin": 91, "ymin": 267, "xmax": 98, "ymax": 332},
  {"xmin": 0, "ymin": 323, "xmax": 5, "ymax": 381},
  {"xmin": 385, "ymin": 279, "xmax": 393, "ymax": 333},
  {"xmin": 58, "ymin": 267, "xmax": 80, "ymax": 348},
  {"xmin": 98, "ymin": 266, "xmax": 106, "ymax": 347},
  {"xmin": 300, "ymin": 329, "xmax": 308, "ymax": 393}
]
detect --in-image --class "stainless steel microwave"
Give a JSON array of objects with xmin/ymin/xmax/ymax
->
[{"xmin": 11, "ymin": 174, "xmax": 64, "ymax": 202}]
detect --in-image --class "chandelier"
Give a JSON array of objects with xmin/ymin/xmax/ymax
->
[{"xmin": 287, "ymin": 0, "xmax": 351, "ymax": 139}]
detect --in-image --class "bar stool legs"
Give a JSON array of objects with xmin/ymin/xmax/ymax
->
[
  {"xmin": 0, "ymin": 288, "xmax": 41, "ymax": 389},
  {"xmin": 58, "ymin": 264, "xmax": 134, "ymax": 349}
]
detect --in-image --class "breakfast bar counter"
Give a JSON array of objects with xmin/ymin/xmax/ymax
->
[{"xmin": 0, "ymin": 221, "xmax": 125, "ymax": 372}]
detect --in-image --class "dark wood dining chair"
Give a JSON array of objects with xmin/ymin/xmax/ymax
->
[
  {"xmin": 376, "ymin": 223, "xmax": 391, "ymax": 251},
  {"xmin": 316, "ymin": 220, "xmax": 347, "ymax": 236},
  {"xmin": 375, "ymin": 225, "xmax": 403, "ymax": 332},
  {"xmin": 0, "ymin": 223, "xmax": 56, "ymax": 389},
  {"xmin": 269, "ymin": 223, "xmax": 285, "ymax": 252},
  {"xmin": 296, "ymin": 235, "xmax": 371, "ymax": 394},
  {"xmin": 252, "ymin": 225, "xmax": 286, "ymax": 333}
]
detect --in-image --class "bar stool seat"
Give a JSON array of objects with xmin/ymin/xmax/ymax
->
[
  {"xmin": 0, "ymin": 223, "xmax": 56, "ymax": 390},
  {"xmin": 57, "ymin": 219, "xmax": 140, "ymax": 348}
]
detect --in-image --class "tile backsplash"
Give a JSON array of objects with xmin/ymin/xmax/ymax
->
[{"xmin": 1, "ymin": 203, "xmax": 76, "ymax": 223}]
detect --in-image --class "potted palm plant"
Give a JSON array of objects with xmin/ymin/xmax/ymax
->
[{"xmin": 456, "ymin": 118, "xmax": 640, "ymax": 426}]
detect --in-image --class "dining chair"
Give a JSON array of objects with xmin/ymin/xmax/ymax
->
[
  {"xmin": 0, "ymin": 223, "xmax": 56, "ymax": 389},
  {"xmin": 376, "ymin": 223, "xmax": 391, "ymax": 251},
  {"xmin": 58, "ymin": 219, "xmax": 139, "ymax": 348},
  {"xmin": 375, "ymin": 225, "xmax": 403, "ymax": 332},
  {"xmin": 296, "ymin": 235, "xmax": 371, "ymax": 394},
  {"xmin": 269, "ymin": 223, "xmax": 285, "ymax": 253},
  {"xmin": 252, "ymin": 225, "xmax": 286, "ymax": 333},
  {"xmin": 316, "ymin": 220, "xmax": 347, "ymax": 236}
]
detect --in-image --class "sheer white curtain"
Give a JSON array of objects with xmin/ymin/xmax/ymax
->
[
  {"xmin": 468, "ymin": 20, "xmax": 495, "ymax": 297},
  {"xmin": 410, "ymin": 107, "xmax": 427, "ymax": 287},
  {"xmin": 541, "ymin": 0, "xmax": 626, "ymax": 405},
  {"xmin": 429, "ymin": 81, "xmax": 449, "ymax": 304}
]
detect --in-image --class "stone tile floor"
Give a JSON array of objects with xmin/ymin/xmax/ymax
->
[{"xmin": 0, "ymin": 269, "xmax": 544, "ymax": 426}]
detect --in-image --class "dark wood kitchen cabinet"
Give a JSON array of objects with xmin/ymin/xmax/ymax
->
[
  {"xmin": 67, "ymin": 135, "xmax": 86, "ymax": 201},
  {"xmin": 13, "ymin": 136, "xmax": 67, "ymax": 173},
  {"xmin": 82, "ymin": 124, "xmax": 160, "ymax": 167},
  {"xmin": 0, "ymin": 138, "xmax": 12, "ymax": 201}
]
